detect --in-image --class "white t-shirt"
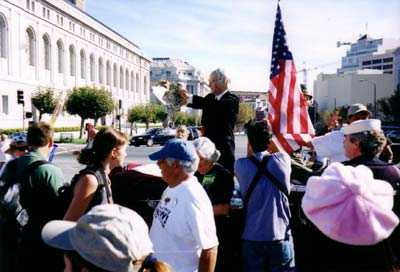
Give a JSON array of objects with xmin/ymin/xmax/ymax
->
[
  {"xmin": 311, "ymin": 129, "xmax": 347, "ymax": 163},
  {"xmin": 150, "ymin": 175, "xmax": 219, "ymax": 272}
]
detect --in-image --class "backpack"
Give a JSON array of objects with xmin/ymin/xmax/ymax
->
[
  {"xmin": 0, "ymin": 159, "xmax": 49, "ymax": 227},
  {"xmin": 57, "ymin": 166, "xmax": 113, "ymax": 215}
]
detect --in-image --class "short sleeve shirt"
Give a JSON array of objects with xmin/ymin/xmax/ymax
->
[
  {"xmin": 235, "ymin": 151, "xmax": 292, "ymax": 241},
  {"xmin": 196, "ymin": 163, "xmax": 234, "ymax": 206},
  {"xmin": 150, "ymin": 176, "xmax": 219, "ymax": 272}
]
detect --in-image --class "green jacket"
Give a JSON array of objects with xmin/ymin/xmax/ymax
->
[{"xmin": 1, "ymin": 150, "xmax": 64, "ymax": 228}]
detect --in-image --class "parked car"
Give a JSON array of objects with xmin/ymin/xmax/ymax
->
[
  {"xmin": 188, "ymin": 126, "xmax": 201, "ymax": 140},
  {"xmin": 130, "ymin": 128, "xmax": 175, "ymax": 147},
  {"xmin": 387, "ymin": 130, "xmax": 400, "ymax": 143}
]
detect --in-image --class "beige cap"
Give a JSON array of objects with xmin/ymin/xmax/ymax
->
[{"xmin": 347, "ymin": 103, "xmax": 370, "ymax": 117}]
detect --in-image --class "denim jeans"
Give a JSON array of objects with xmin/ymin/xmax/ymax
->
[{"xmin": 242, "ymin": 238, "xmax": 295, "ymax": 272}]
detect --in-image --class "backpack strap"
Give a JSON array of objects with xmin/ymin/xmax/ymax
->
[
  {"xmin": 23, "ymin": 160, "xmax": 50, "ymax": 178},
  {"xmin": 242, "ymin": 156, "xmax": 271, "ymax": 210},
  {"xmin": 248, "ymin": 155, "xmax": 289, "ymax": 198},
  {"xmin": 79, "ymin": 167, "xmax": 113, "ymax": 204},
  {"xmin": 18, "ymin": 160, "xmax": 50, "ymax": 187}
]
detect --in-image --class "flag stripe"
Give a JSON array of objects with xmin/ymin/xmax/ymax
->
[{"xmin": 267, "ymin": 4, "xmax": 315, "ymax": 153}]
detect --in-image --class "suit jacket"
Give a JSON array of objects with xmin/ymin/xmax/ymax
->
[{"xmin": 188, "ymin": 91, "xmax": 239, "ymax": 155}]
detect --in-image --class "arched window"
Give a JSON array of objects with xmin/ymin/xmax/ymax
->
[
  {"xmin": 120, "ymin": 66, "xmax": 124, "ymax": 89},
  {"xmin": 98, "ymin": 57, "xmax": 104, "ymax": 84},
  {"xmin": 130, "ymin": 71, "xmax": 134, "ymax": 92},
  {"xmin": 56, "ymin": 39, "xmax": 64, "ymax": 73},
  {"xmin": 106, "ymin": 61, "xmax": 111, "ymax": 85},
  {"xmin": 0, "ymin": 15, "xmax": 8, "ymax": 58},
  {"xmin": 144, "ymin": 76, "xmax": 147, "ymax": 95},
  {"xmin": 125, "ymin": 69, "xmax": 129, "ymax": 91},
  {"xmin": 42, "ymin": 34, "xmax": 51, "ymax": 70},
  {"xmin": 136, "ymin": 73, "xmax": 139, "ymax": 93},
  {"xmin": 80, "ymin": 49, "xmax": 86, "ymax": 79},
  {"xmin": 26, "ymin": 27, "xmax": 36, "ymax": 66},
  {"xmin": 69, "ymin": 45, "xmax": 76, "ymax": 76},
  {"xmin": 113, "ymin": 63, "xmax": 117, "ymax": 87},
  {"xmin": 90, "ymin": 54, "xmax": 95, "ymax": 81}
]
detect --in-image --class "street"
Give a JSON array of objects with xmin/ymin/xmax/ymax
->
[{"xmin": 54, "ymin": 135, "xmax": 248, "ymax": 182}]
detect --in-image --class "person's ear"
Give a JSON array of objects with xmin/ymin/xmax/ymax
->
[
  {"xmin": 111, "ymin": 147, "xmax": 118, "ymax": 159},
  {"xmin": 48, "ymin": 138, "xmax": 54, "ymax": 148},
  {"xmin": 173, "ymin": 160, "xmax": 180, "ymax": 169}
]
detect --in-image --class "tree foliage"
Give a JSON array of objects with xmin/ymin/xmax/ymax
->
[
  {"xmin": 173, "ymin": 111, "xmax": 199, "ymax": 126},
  {"xmin": 65, "ymin": 86, "xmax": 114, "ymax": 138},
  {"xmin": 377, "ymin": 86, "xmax": 400, "ymax": 123},
  {"xmin": 31, "ymin": 87, "xmax": 57, "ymax": 120},
  {"xmin": 235, "ymin": 102, "xmax": 255, "ymax": 130},
  {"xmin": 128, "ymin": 103, "xmax": 167, "ymax": 129}
]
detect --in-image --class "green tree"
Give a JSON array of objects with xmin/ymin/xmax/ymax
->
[
  {"xmin": 173, "ymin": 111, "xmax": 199, "ymax": 126},
  {"xmin": 174, "ymin": 112, "xmax": 188, "ymax": 125},
  {"xmin": 235, "ymin": 102, "xmax": 255, "ymax": 131},
  {"xmin": 31, "ymin": 87, "xmax": 57, "ymax": 120},
  {"xmin": 128, "ymin": 103, "xmax": 167, "ymax": 129},
  {"xmin": 65, "ymin": 86, "xmax": 114, "ymax": 138},
  {"xmin": 378, "ymin": 86, "xmax": 400, "ymax": 123}
]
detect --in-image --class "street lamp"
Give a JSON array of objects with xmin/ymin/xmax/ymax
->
[{"xmin": 359, "ymin": 79, "xmax": 377, "ymax": 118}]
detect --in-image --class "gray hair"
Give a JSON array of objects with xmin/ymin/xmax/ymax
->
[
  {"xmin": 210, "ymin": 69, "xmax": 230, "ymax": 85},
  {"xmin": 193, "ymin": 137, "xmax": 221, "ymax": 163},
  {"xmin": 348, "ymin": 129, "xmax": 386, "ymax": 157},
  {"xmin": 165, "ymin": 157, "xmax": 199, "ymax": 174}
]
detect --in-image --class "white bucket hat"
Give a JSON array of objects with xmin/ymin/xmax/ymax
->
[{"xmin": 42, "ymin": 204, "xmax": 154, "ymax": 272}]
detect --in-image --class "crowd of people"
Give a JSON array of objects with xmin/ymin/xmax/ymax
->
[{"xmin": 0, "ymin": 69, "xmax": 399, "ymax": 272}]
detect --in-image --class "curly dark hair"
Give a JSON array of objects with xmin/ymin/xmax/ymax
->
[{"xmin": 349, "ymin": 129, "xmax": 386, "ymax": 158}]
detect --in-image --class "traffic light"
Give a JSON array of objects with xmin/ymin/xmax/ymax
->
[{"xmin": 17, "ymin": 90, "xmax": 24, "ymax": 105}]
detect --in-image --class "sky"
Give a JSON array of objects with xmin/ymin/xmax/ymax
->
[{"xmin": 86, "ymin": 0, "xmax": 400, "ymax": 92}]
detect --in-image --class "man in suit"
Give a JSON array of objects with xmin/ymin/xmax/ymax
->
[{"xmin": 181, "ymin": 69, "xmax": 239, "ymax": 173}]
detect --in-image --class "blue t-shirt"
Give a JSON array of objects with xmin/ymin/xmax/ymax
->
[{"xmin": 234, "ymin": 151, "xmax": 292, "ymax": 241}]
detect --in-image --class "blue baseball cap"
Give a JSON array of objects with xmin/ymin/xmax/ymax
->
[{"xmin": 149, "ymin": 138, "xmax": 198, "ymax": 162}]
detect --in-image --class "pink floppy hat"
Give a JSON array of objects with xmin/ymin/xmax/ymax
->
[{"xmin": 302, "ymin": 162, "xmax": 399, "ymax": 246}]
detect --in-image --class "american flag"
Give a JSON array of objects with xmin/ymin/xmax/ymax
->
[{"xmin": 267, "ymin": 3, "xmax": 314, "ymax": 153}]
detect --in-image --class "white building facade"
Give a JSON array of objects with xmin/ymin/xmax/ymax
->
[
  {"xmin": 337, "ymin": 35, "xmax": 400, "ymax": 75},
  {"xmin": 313, "ymin": 70, "xmax": 394, "ymax": 112},
  {"xmin": 359, "ymin": 47, "xmax": 400, "ymax": 89},
  {"xmin": 0, "ymin": 0, "xmax": 151, "ymax": 129},
  {"xmin": 150, "ymin": 57, "xmax": 209, "ymax": 97}
]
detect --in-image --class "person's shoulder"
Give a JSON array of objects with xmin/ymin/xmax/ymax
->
[
  {"xmin": 35, "ymin": 162, "xmax": 63, "ymax": 178},
  {"xmin": 270, "ymin": 152, "xmax": 291, "ymax": 166},
  {"xmin": 226, "ymin": 91, "xmax": 239, "ymax": 100},
  {"xmin": 223, "ymin": 91, "xmax": 239, "ymax": 102},
  {"xmin": 234, "ymin": 157, "xmax": 251, "ymax": 175},
  {"xmin": 214, "ymin": 163, "xmax": 232, "ymax": 177},
  {"xmin": 181, "ymin": 178, "xmax": 209, "ymax": 198},
  {"xmin": 203, "ymin": 93, "xmax": 214, "ymax": 100},
  {"xmin": 235, "ymin": 157, "xmax": 250, "ymax": 168}
]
